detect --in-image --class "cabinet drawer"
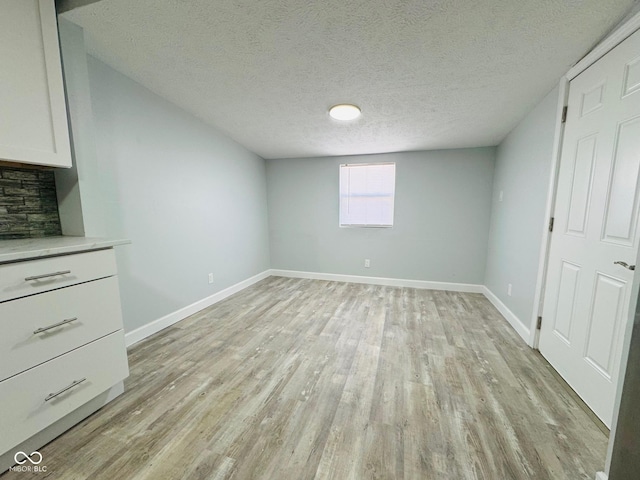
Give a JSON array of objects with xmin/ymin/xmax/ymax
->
[
  {"xmin": 0, "ymin": 277, "xmax": 124, "ymax": 381},
  {"xmin": 0, "ymin": 249, "xmax": 116, "ymax": 303},
  {"xmin": 0, "ymin": 331, "xmax": 129, "ymax": 456}
]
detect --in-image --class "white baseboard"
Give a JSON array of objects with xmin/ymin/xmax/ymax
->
[
  {"xmin": 595, "ymin": 472, "xmax": 607, "ymax": 480},
  {"xmin": 270, "ymin": 269, "xmax": 484, "ymax": 293},
  {"xmin": 482, "ymin": 286, "xmax": 531, "ymax": 343},
  {"xmin": 124, "ymin": 270, "xmax": 271, "ymax": 347}
]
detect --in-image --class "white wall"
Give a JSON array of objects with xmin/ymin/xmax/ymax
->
[
  {"xmin": 267, "ymin": 149, "xmax": 495, "ymax": 285},
  {"xmin": 83, "ymin": 56, "xmax": 271, "ymax": 332},
  {"xmin": 484, "ymin": 86, "xmax": 559, "ymax": 333},
  {"xmin": 55, "ymin": 18, "xmax": 104, "ymax": 237}
]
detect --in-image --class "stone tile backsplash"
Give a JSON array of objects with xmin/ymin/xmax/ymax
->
[{"xmin": 0, "ymin": 166, "xmax": 62, "ymax": 240}]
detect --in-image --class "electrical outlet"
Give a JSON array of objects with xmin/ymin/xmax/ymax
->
[
  {"xmin": 364, "ymin": 259, "xmax": 370, "ymax": 268},
  {"xmin": 208, "ymin": 273, "xmax": 214, "ymax": 284},
  {"xmin": 507, "ymin": 283, "xmax": 512, "ymax": 296},
  {"xmin": 499, "ymin": 190, "xmax": 504, "ymax": 202}
]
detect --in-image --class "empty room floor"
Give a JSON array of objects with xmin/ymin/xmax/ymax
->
[{"xmin": 2, "ymin": 277, "xmax": 607, "ymax": 480}]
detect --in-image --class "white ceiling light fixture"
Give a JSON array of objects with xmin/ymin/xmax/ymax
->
[{"xmin": 329, "ymin": 104, "xmax": 361, "ymax": 121}]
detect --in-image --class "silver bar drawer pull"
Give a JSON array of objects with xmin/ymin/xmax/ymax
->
[
  {"xmin": 45, "ymin": 378, "xmax": 87, "ymax": 402},
  {"xmin": 33, "ymin": 317, "xmax": 78, "ymax": 335},
  {"xmin": 25, "ymin": 270, "xmax": 71, "ymax": 282}
]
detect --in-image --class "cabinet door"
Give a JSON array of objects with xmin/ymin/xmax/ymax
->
[{"xmin": 0, "ymin": 0, "xmax": 72, "ymax": 168}]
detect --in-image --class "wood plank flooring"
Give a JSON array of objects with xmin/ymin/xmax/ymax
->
[{"xmin": 1, "ymin": 277, "xmax": 608, "ymax": 479}]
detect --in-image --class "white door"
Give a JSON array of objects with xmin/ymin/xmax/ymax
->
[{"xmin": 540, "ymin": 28, "xmax": 640, "ymax": 428}]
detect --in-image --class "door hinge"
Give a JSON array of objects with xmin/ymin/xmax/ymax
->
[
  {"xmin": 548, "ymin": 217, "xmax": 555, "ymax": 232},
  {"xmin": 561, "ymin": 105, "xmax": 568, "ymax": 123},
  {"xmin": 537, "ymin": 316, "xmax": 542, "ymax": 330}
]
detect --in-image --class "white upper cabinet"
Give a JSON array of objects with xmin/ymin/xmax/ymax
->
[{"xmin": 0, "ymin": 0, "xmax": 72, "ymax": 168}]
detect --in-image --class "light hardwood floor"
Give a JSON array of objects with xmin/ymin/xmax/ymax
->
[{"xmin": 2, "ymin": 277, "xmax": 608, "ymax": 479}]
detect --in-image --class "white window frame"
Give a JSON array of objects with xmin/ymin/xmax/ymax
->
[{"xmin": 339, "ymin": 162, "xmax": 396, "ymax": 228}]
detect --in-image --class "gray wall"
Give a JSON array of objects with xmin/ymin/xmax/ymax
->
[
  {"xmin": 86, "ymin": 56, "xmax": 271, "ymax": 332},
  {"xmin": 484, "ymin": 86, "xmax": 559, "ymax": 328},
  {"xmin": 608, "ymin": 310, "xmax": 640, "ymax": 479},
  {"xmin": 267, "ymin": 149, "xmax": 495, "ymax": 284}
]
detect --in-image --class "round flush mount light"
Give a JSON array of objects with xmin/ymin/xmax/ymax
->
[{"xmin": 329, "ymin": 104, "xmax": 361, "ymax": 121}]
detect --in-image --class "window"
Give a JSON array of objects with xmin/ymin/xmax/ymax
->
[{"xmin": 339, "ymin": 163, "xmax": 396, "ymax": 227}]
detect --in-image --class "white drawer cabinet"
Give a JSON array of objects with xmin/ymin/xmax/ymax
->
[
  {"xmin": 0, "ymin": 276, "xmax": 123, "ymax": 380},
  {"xmin": 0, "ymin": 0, "xmax": 72, "ymax": 167},
  {"xmin": 0, "ymin": 244, "xmax": 129, "ymax": 468},
  {"xmin": 0, "ymin": 248, "xmax": 117, "ymax": 303},
  {"xmin": 0, "ymin": 331, "xmax": 129, "ymax": 456}
]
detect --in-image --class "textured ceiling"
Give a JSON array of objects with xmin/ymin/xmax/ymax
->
[{"xmin": 65, "ymin": 0, "xmax": 636, "ymax": 159}]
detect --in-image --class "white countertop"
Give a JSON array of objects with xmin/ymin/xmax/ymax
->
[{"xmin": 0, "ymin": 236, "xmax": 131, "ymax": 264}]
